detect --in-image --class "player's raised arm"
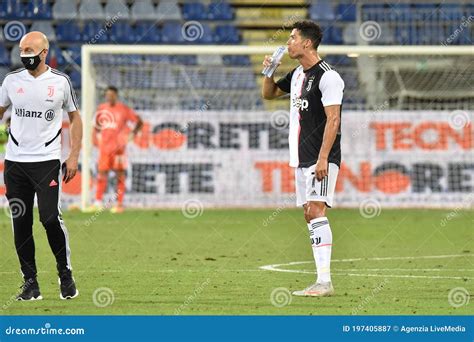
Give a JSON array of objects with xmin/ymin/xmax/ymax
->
[{"xmin": 261, "ymin": 55, "xmax": 287, "ymax": 100}]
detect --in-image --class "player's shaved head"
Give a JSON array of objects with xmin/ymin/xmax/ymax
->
[{"xmin": 19, "ymin": 31, "xmax": 49, "ymax": 55}]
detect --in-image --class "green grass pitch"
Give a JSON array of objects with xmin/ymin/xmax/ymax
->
[{"xmin": 0, "ymin": 208, "xmax": 472, "ymax": 315}]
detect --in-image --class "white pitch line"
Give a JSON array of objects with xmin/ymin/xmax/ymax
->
[{"xmin": 260, "ymin": 254, "xmax": 474, "ymax": 280}]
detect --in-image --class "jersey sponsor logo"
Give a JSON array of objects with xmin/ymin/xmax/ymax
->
[
  {"xmin": 292, "ymin": 97, "xmax": 309, "ymax": 111},
  {"xmin": 15, "ymin": 108, "xmax": 42, "ymax": 118},
  {"xmin": 45, "ymin": 109, "xmax": 55, "ymax": 122}
]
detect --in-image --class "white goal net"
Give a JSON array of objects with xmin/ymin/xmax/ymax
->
[{"xmin": 75, "ymin": 45, "xmax": 473, "ymax": 210}]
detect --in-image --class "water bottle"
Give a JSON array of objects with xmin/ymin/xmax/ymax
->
[{"xmin": 262, "ymin": 46, "xmax": 286, "ymax": 78}]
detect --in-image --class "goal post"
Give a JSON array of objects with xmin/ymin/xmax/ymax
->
[{"xmin": 80, "ymin": 45, "xmax": 473, "ymax": 211}]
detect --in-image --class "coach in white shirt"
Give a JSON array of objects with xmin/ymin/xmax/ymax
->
[{"xmin": 0, "ymin": 31, "xmax": 83, "ymax": 301}]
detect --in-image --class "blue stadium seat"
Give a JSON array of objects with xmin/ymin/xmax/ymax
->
[
  {"xmin": 329, "ymin": 26, "xmax": 343, "ymax": 44},
  {"xmin": 55, "ymin": 22, "xmax": 82, "ymax": 43},
  {"xmin": 134, "ymin": 23, "xmax": 160, "ymax": 44},
  {"xmin": 413, "ymin": 4, "xmax": 438, "ymax": 21},
  {"xmin": 215, "ymin": 25, "xmax": 240, "ymax": 44},
  {"xmin": 440, "ymin": 4, "xmax": 463, "ymax": 20},
  {"xmin": 82, "ymin": 22, "xmax": 108, "ymax": 44},
  {"xmin": 131, "ymin": 0, "xmax": 157, "ymax": 20},
  {"xmin": 46, "ymin": 45, "xmax": 65, "ymax": 66},
  {"xmin": 69, "ymin": 70, "xmax": 81, "ymax": 89},
  {"xmin": 0, "ymin": 44, "xmax": 10, "ymax": 66},
  {"xmin": 208, "ymin": 1, "xmax": 233, "ymax": 20},
  {"xmin": 222, "ymin": 55, "xmax": 249, "ymax": 66},
  {"xmin": 309, "ymin": 0, "xmax": 335, "ymax": 21},
  {"xmin": 52, "ymin": 0, "xmax": 77, "ymax": 20},
  {"xmin": 161, "ymin": 23, "xmax": 185, "ymax": 44},
  {"xmin": 108, "ymin": 22, "xmax": 135, "ymax": 43},
  {"xmin": 3, "ymin": 0, "xmax": 25, "ymax": 19},
  {"xmin": 182, "ymin": 2, "xmax": 207, "ymax": 21},
  {"xmin": 156, "ymin": 0, "xmax": 182, "ymax": 21},
  {"xmin": 336, "ymin": 3, "xmax": 356, "ymax": 22},
  {"xmin": 64, "ymin": 45, "xmax": 82, "ymax": 66},
  {"xmin": 194, "ymin": 23, "xmax": 214, "ymax": 44},
  {"xmin": 105, "ymin": 0, "xmax": 130, "ymax": 20},
  {"xmin": 171, "ymin": 55, "xmax": 197, "ymax": 65},
  {"xmin": 25, "ymin": 0, "xmax": 52, "ymax": 19},
  {"xmin": 389, "ymin": 4, "xmax": 412, "ymax": 22}
]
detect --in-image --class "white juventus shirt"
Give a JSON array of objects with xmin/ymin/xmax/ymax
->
[{"xmin": 0, "ymin": 67, "xmax": 78, "ymax": 162}]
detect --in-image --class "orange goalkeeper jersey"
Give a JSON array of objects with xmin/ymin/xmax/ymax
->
[{"xmin": 95, "ymin": 102, "xmax": 139, "ymax": 153}]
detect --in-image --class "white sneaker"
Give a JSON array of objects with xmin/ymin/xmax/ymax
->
[{"xmin": 292, "ymin": 282, "xmax": 334, "ymax": 297}]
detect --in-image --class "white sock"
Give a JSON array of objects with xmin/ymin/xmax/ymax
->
[{"xmin": 307, "ymin": 217, "xmax": 333, "ymax": 284}]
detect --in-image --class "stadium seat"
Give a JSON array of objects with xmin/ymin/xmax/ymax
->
[
  {"xmin": 161, "ymin": 23, "xmax": 185, "ymax": 44},
  {"xmin": 2, "ymin": 0, "xmax": 25, "ymax": 19},
  {"xmin": 172, "ymin": 55, "xmax": 197, "ymax": 65},
  {"xmin": 440, "ymin": 3, "xmax": 463, "ymax": 20},
  {"xmin": 0, "ymin": 44, "xmax": 10, "ymax": 66},
  {"xmin": 79, "ymin": 0, "xmax": 106, "ymax": 20},
  {"xmin": 208, "ymin": 1, "xmax": 233, "ymax": 20},
  {"xmin": 195, "ymin": 23, "xmax": 214, "ymax": 44},
  {"xmin": 109, "ymin": 22, "xmax": 135, "ymax": 43},
  {"xmin": 52, "ymin": 0, "xmax": 77, "ymax": 20},
  {"xmin": 82, "ymin": 22, "xmax": 108, "ymax": 43},
  {"xmin": 64, "ymin": 45, "xmax": 82, "ymax": 66},
  {"xmin": 46, "ymin": 45, "xmax": 66, "ymax": 66},
  {"xmin": 215, "ymin": 25, "xmax": 240, "ymax": 44},
  {"xmin": 197, "ymin": 54, "xmax": 223, "ymax": 65},
  {"xmin": 105, "ymin": 0, "xmax": 130, "ymax": 20},
  {"xmin": 134, "ymin": 23, "xmax": 161, "ymax": 44},
  {"xmin": 389, "ymin": 4, "xmax": 412, "ymax": 22},
  {"xmin": 342, "ymin": 23, "xmax": 358, "ymax": 44},
  {"xmin": 156, "ymin": 0, "xmax": 182, "ymax": 21},
  {"xmin": 309, "ymin": 0, "xmax": 336, "ymax": 21},
  {"xmin": 131, "ymin": 0, "xmax": 157, "ymax": 20},
  {"xmin": 25, "ymin": 0, "xmax": 52, "ymax": 19},
  {"xmin": 222, "ymin": 55, "xmax": 249, "ymax": 66},
  {"xmin": 55, "ymin": 22, "xmax": 82, "ymax": 43},
  {"xmin": 336, "ymin": 3, "xmax": 357, "ymax": 22},
  {"xmin": 30, "ymin": 21, "xmax": 56, "ymax": 42},
  {"xmin": 9, "ymin": 45, "xmax": 21, "ymax": 67},
  {"xmin": 182, "ymin": 2, "xmax": 207, "ymax": 21},
  {"xmin": 69, "ymin": 69, "xmax": 81, "ymax": 88}
]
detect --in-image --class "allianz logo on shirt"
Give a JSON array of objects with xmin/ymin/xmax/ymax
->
[
  {"xmin": 292, "ymin": 98, "xmax": 309, "ymax": 111},
  {"xmin": 15, "ymin": 108, "xmax": 55, "ymax": 122}
]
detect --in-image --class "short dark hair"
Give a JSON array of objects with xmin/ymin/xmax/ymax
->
[
  {"xmin": 292, "ymin": 21, "xmax": 323, "ymax": 50},
  {"xmin": 106, "ymin": 85, "xmax": 119, "ymax": 94}
]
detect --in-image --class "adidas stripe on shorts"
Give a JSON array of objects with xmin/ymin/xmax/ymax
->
[{"xmin": 295, "ymin": 163, "xmax": 339, "ymax": 208}]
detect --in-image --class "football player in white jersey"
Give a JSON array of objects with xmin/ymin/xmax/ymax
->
[{"xmin": 0, "ymin": 31, "xmax": 83, "ymax": 301}]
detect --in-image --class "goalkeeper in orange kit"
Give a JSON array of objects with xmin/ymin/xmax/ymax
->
[{"xmin": 93, "ymin": 86, "xmax": 143, "ymax": 213}]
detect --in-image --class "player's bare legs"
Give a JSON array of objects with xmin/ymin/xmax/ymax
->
[{"xmin": 293, "ymin": 201, "xmax": 334, "ymax": 297}]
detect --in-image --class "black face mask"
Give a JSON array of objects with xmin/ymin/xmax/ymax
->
[{"xmin": 20, "ymin": 49, "xmax": 44, "ymax": 70}]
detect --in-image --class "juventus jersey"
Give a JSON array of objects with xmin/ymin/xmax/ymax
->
[
  {"xmin": 277, "ymin": 60, "xmax": 344, "ymax": 168},
  {"xmin": 0, "ymin": 67, "xmax": 78, "ymax": 162}
]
